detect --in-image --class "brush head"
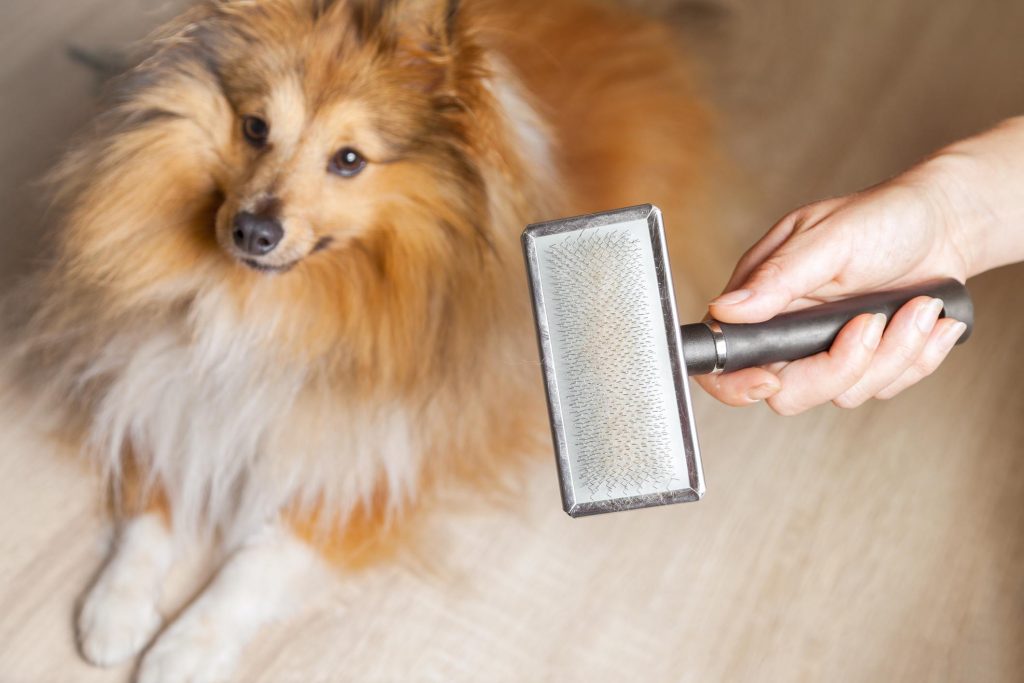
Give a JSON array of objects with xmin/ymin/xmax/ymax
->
[{"xmin": 523, "ymin": 204, "xmax": 704, "ymax": 517}]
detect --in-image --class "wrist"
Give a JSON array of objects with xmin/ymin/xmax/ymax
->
[
  {"xmin": 916, "ymin": 150, "xmax": 987, "ymax": 278},
  {"xmin": 921, "ymin": 117, "xmax": 1024, "ymax": 277}
]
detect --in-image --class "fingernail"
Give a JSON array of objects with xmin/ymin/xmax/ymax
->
[
  {"xmin": 862, "ymin": 313, "xmax": 887, "ymax": 350},
  {"xmin": 710, "ymin": 289, "xmax": 753, "ymax": 306},
  {"xmin": 746, "ymin": 382, "xmax": 780, "ymax": 402},
  {"xmin": 939, "ymin": 321, "xmax": 967, "ymax": 349},
  {"xmin": 915, "ymin": 298, "xmax": 944, "ymax": 333}
]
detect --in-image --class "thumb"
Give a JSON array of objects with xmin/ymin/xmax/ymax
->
[{"xmin": 709, "ymin": 226, "xmax": 849, "ymax": 324}]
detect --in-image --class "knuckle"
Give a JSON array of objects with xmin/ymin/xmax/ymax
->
[
  {"xmin": 834, "ymin": 358, "xmax": 870, "ymax": 388},
  {"xmin": 889, "ymin": 339, "xmax": 920, "ymax": 364},
  {"xmin": 767, "ymin": 395, "xmax": 805, "ymax": 417},
  {"xmin": 877, "ymin": 378, "xmax": 913, "ymax": 400},
  {"xmin": 757, "ymin": 258, "xmax": 786, "ymax": 280},
  {"xmin": 790, "ymin": 212, "xmax": 815, "ymax": 235},
  {"xmin": 838, "ymin": 367, "xmax": 866, "ymax": 388},
  {"xmin": 912, "ymin": 351, "xmax": 943, "ymax": 376},
  {"xmin": 774, "ymin": 209, "xmax": 805, "ymax": 235},
  {"xmin": 789, "ymin": 199, "xmax": 838, "ymax": 234},
  {"xmin": 735, "ymin": 247, "xmax": 761, "ymax": 273},
  {"xmin": 833, "ymin": 391, "xmax": 866, "ymax": 409}
]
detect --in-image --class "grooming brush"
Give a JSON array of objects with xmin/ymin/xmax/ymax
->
[{"xmin": 522, "ymin": 204, "xmax": 973, "ymax": 517}]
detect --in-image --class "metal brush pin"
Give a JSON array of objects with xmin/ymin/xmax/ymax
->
[{"xmin": 522, "ymin": 205, "xmax": 973, "ymax": 517}]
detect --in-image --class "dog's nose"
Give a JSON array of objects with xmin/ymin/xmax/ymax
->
[{"xmin": 232, "ymin": 212, "xmax": 284, "ymax": 256}]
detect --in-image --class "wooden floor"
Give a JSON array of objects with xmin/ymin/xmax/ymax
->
[{"xmin": 2, "ymin": 1, "xmax": 1023, "ymax": 681}]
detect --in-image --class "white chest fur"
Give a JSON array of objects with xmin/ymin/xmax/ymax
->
[{"xmin": 84, "ymin": 289, "xmax": 423, "ymax": 544}]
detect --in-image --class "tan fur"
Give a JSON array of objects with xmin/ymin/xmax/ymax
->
[{"xmin": 16, "ymin": 0, "xmax": 716, "ymax": 564}]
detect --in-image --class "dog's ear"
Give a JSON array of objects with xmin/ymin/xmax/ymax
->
[
  {"xmin": 347, "ymin": 0, "xmax": 392, "ymax": 42},
  {"xmin": 350, "ymin": 0, "xmax": 465, "ymax": 93},
  {"xmin": 349, "ymin": 0, "xmax": 459, "ymax": 47}
]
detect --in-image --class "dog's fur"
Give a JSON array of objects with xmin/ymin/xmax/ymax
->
[{"xmin": 9, "ymin": 0, "xmax": 716, "ymax": 679}]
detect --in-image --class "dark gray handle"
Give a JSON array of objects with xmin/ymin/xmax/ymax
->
[{"xmin": 680, "ymin": 279, "xmax": 973, "ymax": 376}]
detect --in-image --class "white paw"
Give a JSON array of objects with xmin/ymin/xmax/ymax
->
[
  {"xmin": 135, "ymin": 615, "xmax": 240, "ymax": 683},
  {"xmin": 77, "ymin": 578, "xmax": 162, "ymax": 667},
  {"xmin": 134, "ymin": 522, "xmax": 317, "ymax": 683}
]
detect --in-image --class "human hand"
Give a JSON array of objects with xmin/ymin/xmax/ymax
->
[{"xmin": 696, "ymin": 158, "xmax": 976, "ymax": 415}]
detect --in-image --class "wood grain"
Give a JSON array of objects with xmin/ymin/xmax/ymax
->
[{"xmin": 0, "ymin": 1, "xmax": 1022, "ymax": 681}]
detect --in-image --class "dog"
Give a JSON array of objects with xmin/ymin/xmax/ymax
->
[{"xmin": 10, "ymin": 0, "xmax": 716, "ymax": 679}]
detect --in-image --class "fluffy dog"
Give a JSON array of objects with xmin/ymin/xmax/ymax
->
[{"xmin": 11, "ymin": 0, "xmax": 715, "ymax": 679}]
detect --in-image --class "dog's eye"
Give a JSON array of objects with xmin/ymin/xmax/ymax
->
[
  {"xmin": 329, "ymin": 147, "xmax": 367, "ymax": 177},
  {"xmin": 242, "ymin": 116, "xmax": 270, "ymax": 147}
]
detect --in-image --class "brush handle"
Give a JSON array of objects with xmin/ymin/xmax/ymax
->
[{"xmin": 679, "ymin": 279, "xmax": 973, "ymax": 376}]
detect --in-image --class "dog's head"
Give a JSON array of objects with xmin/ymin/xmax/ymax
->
[
  {"xmin": 53, "ymin": 0, "xmax": 539, "ymax": 372},
  {"xmin": 201, "ymin": 0, "xmax": 484, "ymax": 275},
  {"xmin": 57, "ymin": 0, "xmax": 510, "ymax": 282}
]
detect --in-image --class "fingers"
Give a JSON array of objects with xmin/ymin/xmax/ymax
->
[
  {"xmin": 765, "ymin": 313, "xmax": 886, "ymax": 416},
  {"xmin": 832, "ymin": 297, "xmax": 943, "ymax": 408},
  {"xmin": 696, "ymin": 310, "xmax": 967, "ymax": 412},
  {"xmin": 695, "ymin": 367, "xmax": 781, "ymax": 407},
  {"xmin": 709, "ymin": 205, "xmax": 852, "ymax": 325},
  {"xmin": 719, "ymin": 197, "xmax": 848, "ymax": 293},
  {"xmin": 875, "ymin": 318, "xmax": 967, "ymax": 399}
]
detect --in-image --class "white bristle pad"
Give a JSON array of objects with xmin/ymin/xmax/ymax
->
[{"xmin": 534, "ymin": 218, "xmax": 692, "ymax": 505}]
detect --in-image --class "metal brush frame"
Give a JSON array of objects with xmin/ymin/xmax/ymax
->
[{"xmin": 522, "ymin": 204, "xmax": 705, "ymax": 517}]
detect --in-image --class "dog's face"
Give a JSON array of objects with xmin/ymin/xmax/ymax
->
[
  {"xmin": 55, "ymin": 0, "xmax": 516, "ymax": 375},
  {"xmin": 203, "ymin": 0, "xmax": 480, "ymax": 275},
  {"xmin": 214, "ymin": 79, "xmax": 384, "ymax": 274}
]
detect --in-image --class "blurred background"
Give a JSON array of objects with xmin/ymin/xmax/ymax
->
[{"xmin": 1, "ymin": 0, "xmax": 1022, "ymax": 681}]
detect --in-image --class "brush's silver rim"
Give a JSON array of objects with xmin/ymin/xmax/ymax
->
[{"xmin": 522, "ymin": 204, "xmax": 705, "ymax": 518}]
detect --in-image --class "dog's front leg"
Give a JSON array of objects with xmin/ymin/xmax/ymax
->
[
  {"xmin": 135, "ymin": 521, "xmax": 322, "ymax": 683},
  {"xmin": 77, "ymin": 512, "xmax": 176, "ymax": 667}
]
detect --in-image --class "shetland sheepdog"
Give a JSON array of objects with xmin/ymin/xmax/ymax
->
[{"xmin": 10, "ymin": 0, "xmax": 716, "ymax": 679}]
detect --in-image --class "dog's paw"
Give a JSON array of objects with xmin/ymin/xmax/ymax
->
[
  {"xmin": 135, "ymin": 614, "xmax": 239, "ymax": 683},
  {"xmin": 77, "ymin": 578, "xmax": 162, "ymax": 667}
]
